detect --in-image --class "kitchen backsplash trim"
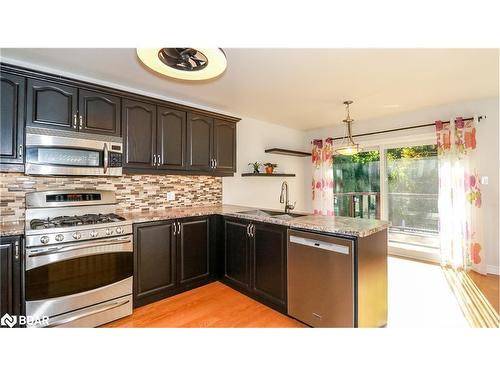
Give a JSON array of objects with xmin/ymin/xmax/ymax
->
[{"xmin": 0, "ymin": 173, "xmax": 222, "ymax": 222}]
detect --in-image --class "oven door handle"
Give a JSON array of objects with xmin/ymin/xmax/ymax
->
[
  {"xmin": 103, "ymin": 143, "xmax": 109, "ymax": 174},
  {"xmin": 44, "ymin": 299, "xmax": 130, "ymax": 328},
  {"xmin": 29, "ymin": 238, "xmax": 132, "ymax": 257}
]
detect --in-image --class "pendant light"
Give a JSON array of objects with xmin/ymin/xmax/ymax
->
[
  {"xmin": 137, "ymin": 48, "xmax": 227, "ymax": 81},
  {"xmin": 336, "ymin": 100, "xmax": 362, "ymax": 156}
]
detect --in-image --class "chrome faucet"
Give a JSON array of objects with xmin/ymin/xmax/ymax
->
[{"xmin": 280, "ymin": 181, "xmax": 296, "ymax": 214}]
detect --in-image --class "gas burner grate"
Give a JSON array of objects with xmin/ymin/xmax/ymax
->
[{"xmin": 30, "ymin": 213, "xmax": 125, "ymax": 230}]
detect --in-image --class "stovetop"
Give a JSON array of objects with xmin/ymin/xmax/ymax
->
[{"xmin": 30, "ymin": 213, "xmax": 126, "ymax": 230}]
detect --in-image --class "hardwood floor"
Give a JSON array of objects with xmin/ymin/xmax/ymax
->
[
  {"xmin": 467, "ymin": 270, "xmax": 499, "ymax": 314},
  {"xmin": 103, "ymin": 282, "xmax": 305, "ymax": 328}
]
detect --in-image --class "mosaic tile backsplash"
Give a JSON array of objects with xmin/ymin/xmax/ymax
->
[{"xmin": 0, "ymin": 173, "xmax": 222, "ymax": 221}]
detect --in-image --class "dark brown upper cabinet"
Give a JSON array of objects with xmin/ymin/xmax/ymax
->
[
  {"xmin": 27, "ymin": 79, "xmax": 121, "ymax": 136},
  {"xmin": 26, "ymin": 78, "xmax": 78, "ymax": 131},
  {"xmin": 213, "ymin": 119, "xmax": 236, "ymax": 173},
  {"xmin": 78, "ymin": 89, "xmax": 121, "ymax": 136},
  {"xmin": 187, "ymin": 113, "xmax": 214, "ymax": 171},
  {"xmin": 1, "ymin": 72, "xmax": 25, "ymax": 167},
  {"xmin": 122, "ymin": 99, "xmax": 156, "ymax": 170},
  {"xmin": 157, "ymin": 106, "xmax": 187, "ymax": 170}
]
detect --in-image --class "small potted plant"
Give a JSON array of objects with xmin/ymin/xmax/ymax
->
[
  {"xmin": 264, "ymin": 162, "xmax": 277, "ymax": 174},
  {"xmin": 248, "ymin": 162, "xmax": 261, "ymax": 174}
]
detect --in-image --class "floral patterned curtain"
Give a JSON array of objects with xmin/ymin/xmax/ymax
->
[
  {"xmin": 436, "ymin": 116, "xmax": 485, "ymax": 274},
  {"xmin": 312, "ymin": 138, "xmax": 334, "ymax": 216}
]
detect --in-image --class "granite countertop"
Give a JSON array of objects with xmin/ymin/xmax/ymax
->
[
  {"xmin": 120, "ymin": 204, "xmax": 389, "ymax": 238},
  {"xmin": 0, "ymin": 220, "xmax": 25, "ymax": 237},
  {"xmin": 1, "ymin": 204, "xmax": 389, "ymax": 238}
]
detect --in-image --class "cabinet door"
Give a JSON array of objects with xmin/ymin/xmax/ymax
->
[
  {"xmin": 134, "ymin": 222, "xmax": 176, "ymax": 307},
  {"xmin": 26, "ymin": 78, "xmax": 78, "ymax": 130},
  {"xmin": 0, "ymin": 236, "xmax": 21, "ymax": 324},
  {"xmin": 0, "ymin": 72, "xmax": 25, "ymax": 165},
  {"xmin": 78, "ymin": 89, "xmax": 121, "ymax": 136},
  {"xmin": 122, "ymin": 99, "xmax": 156, "ymax": 170},
  {"xmin": 224, "ymin": 219, "xmax": 250, "ymax": 289},
  {"xmin": 213, "ymin": 120, "xmax": 236, "ymax": 173},
  {"xmin": 157, "ymin": 106, "xmax": 186, "ymax": 170},
  {"xmin": 178, "ymin": 217, "xmax": 210, "ymax": 286},
  {"xmin": 251, "ymin": 223, "xmax": 287, "ymax": 311},
  {"xmin": 187, "ymin": 113, "xmax": 213, "ymax": 171}
]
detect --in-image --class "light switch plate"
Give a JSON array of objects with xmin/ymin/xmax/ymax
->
[
  {"xmin": 481, "ymin": 176, "xmax": 489, "ymax": 185},
  {"xmin": 166, "ymin": 192, "xmax": 176, "ymax": 201}
]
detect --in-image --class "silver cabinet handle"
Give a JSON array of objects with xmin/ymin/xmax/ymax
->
[
  {"xmin": 79, "ymin": 115, "xmax": 83, "ymax": 130},
  {"xmin": 73, "ymin": 114, "xmax": 77, "ymax": 128},
  {"xmin": 18, "ymin": 145, "xmax": 23, "ymax": 158},
  {"xmin": 177, "ymin": 222, "xmax": 181, "ymax": 235},
  {"xmin": 103, "ymin": 143, "xmax": 109, "ymax": 174},
  {"xmin": 158, "ymin": 154, "xmax": 162, "ymax": 167},
  {"xmin": 214, "ymin": 159, "xmax": 217, "ymax": 168},
  {"xmin": 45, "ymin": 299, "xmax": 130, "ymax": 328},
  {"xmin": 250, "ymin": 224, "xmax": 255, "ymax": 237},
  {"xmin": 14, "ymin": 241, "xmax": 19, "ymax": 260},
  {"xmin": 246, "ymin": 224, "xmax": 251, "ymax": 237},
  {"xmin": 153, "ymin": 154, "xmax": 157, "ymax": 167}
]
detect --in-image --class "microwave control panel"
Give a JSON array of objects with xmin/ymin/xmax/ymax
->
[{"xmin": 109, "ymin": 152, "xmax": 123, "ymax": 167}]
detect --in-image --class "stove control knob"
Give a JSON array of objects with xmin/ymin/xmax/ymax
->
[
  {"xmin": 40, "ymin": 236, "xmax": 50, "ymax": 244},
  {"xmin": 55, "ymin": 234, "xmax": 64, "ymax": 242},
  {"xmin": 105, "ymin": 228, "xmax": 113, "ymax": 236},
  {"xmin": 73, "ymin": 232, "xmax": 81, "ymax": 240},
  {"xmin": 116, "ymin": 226, "xmax": 124, "ymax": 234},
  {"xmin": 90, "ymin": 230, "xmax": 98, "ymax": 238}
]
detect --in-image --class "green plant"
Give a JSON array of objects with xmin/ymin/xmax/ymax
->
[
  {"xmin": 264, "ymin": 163, "xmax": 278, "ymax": 168},
  {"xmin": 248, "ymin": 162, "xmax": 261, "ymax": 173}
]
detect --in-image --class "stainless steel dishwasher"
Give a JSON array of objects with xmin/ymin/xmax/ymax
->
[{"xmin": 287, "ymin": 229, "xmax": 355, "ymax": 327}]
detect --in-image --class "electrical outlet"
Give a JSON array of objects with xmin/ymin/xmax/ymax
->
[
  {"xmin": 481, "ymin": 176, "xmax": 489, "ymax": 185},
  {"xmin": 166, "ymin": 192, "xmax": 176, "ymax": 201}
]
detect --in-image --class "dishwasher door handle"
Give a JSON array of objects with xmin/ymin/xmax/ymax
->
[{"xmin": 289, "ymin": 235, "xmax": 350, "ymax": 254}]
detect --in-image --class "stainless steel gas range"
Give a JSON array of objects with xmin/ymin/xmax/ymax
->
[{"xmin": 24, "ymin": 190, "xmax": 133, "ymax": 327}]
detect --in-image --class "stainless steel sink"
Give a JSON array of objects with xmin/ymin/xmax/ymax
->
[{"xmin": 238, "ymin": 209, "xmax": 306, "ymax": 220}]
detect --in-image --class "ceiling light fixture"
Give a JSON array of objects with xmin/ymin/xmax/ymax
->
[
  {"xmin": 136, "ymin": 48, "xmax": 227, "ymax": 81},
  {"xmin": 336, "ymin": 100, "xmax": 362, "ymax": 156}
]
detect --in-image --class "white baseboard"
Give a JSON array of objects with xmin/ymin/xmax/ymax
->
[{"xmin": 487, "ymin": 265, "xmax": 499, "ymax": 275}]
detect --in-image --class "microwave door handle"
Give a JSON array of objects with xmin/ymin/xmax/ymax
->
[
  {"xmin": 103, "ymin": 143, "xmax": 109, "ymax": 174},
  {"xmin": 29, "ymin": 237, "xmax": 131, "ymax": 257}
]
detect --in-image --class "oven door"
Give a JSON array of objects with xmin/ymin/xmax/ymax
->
[
  {"xmin": 25, "ymin": 235, "xmax": 133, "ymax": 323},
  {"xmin": 25, "ymin": 128, "xmax": 122, "ymax": 176}
]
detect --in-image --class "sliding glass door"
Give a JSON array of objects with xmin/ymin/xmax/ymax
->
[
  {"xmin": 384, "ymin": 145, "xmax": 440, "ymax": 258},
  {"xmin": 332, "ymin": 140, "xmax": 440, "ymax": 261}
]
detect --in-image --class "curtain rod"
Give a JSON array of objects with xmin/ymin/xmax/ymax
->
[{"xmin": 331, "ymin": 115, "xmax": 485, "ymax": 141}]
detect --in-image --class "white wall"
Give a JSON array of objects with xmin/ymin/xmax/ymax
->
[
  {"xmin": 304, "ymin": 97, "xmax": 499, "ymax": 274},
  {"xmin": 223, "ymin": 117, "xmax": 309, "ymax": 212}
]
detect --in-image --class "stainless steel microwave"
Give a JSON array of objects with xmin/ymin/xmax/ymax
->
[{"xmin": 25, "ymin": 127, "xmax": 123, "ymax": 176}]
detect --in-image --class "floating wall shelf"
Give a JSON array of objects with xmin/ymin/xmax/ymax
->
[
  {"xmin": 265, "ymin": 148, "xmax": 311, "ymax": 157},
  {"xmin": 241, "ymin": 173, "xmax": 296, "ymax": 177}
]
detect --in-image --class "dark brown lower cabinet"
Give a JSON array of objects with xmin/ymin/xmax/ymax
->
[
  {"xmin": 0, "ymin": 236, "xmax": 22, "ymax": 327},
  {"xmin": 250, "ymin": 222, "xmax": 287, "ymax": 312},
  {"xmin": 222, "ymin": 218, "xmax": 287, "ymax": 313},
  {"xmin": 133, "ymin": 217, "xmax": 213, "ymax": 307},
  {"xmin": 133, "ymin": 221, "xmax": 176, "ymax": 307},
  {"xmin": 178, "ymin": 217, "xmax": 211, "ymax": 287}
]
